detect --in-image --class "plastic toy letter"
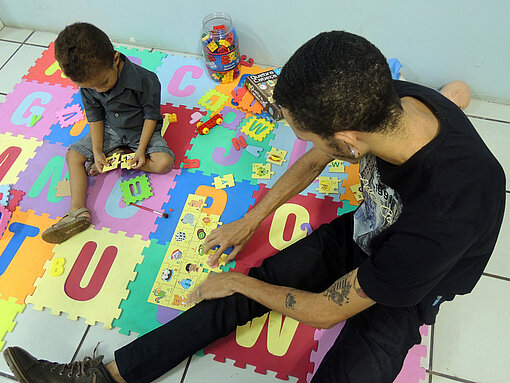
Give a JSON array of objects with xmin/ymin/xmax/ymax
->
[
  {"xmin": 0, "ymin": 222, "xmax": 39, "ymax": 276},
  {"xmin": 168, "ymin": 65, "xmax": 203, "ymax": 97},
  {"xmin": 268, "ymin": 203, "xmax": 310, "ymax": 251},
  {"xmin": 236, "ymin": 311, "xmax": 300, "ymax": 356},
  {"xmin": 10, "ymin": 91, "xmax": 52, "ymax": 127},
  {"xmin": 64, "ymin": 241, "xmax": 117, "ymax": 301}
]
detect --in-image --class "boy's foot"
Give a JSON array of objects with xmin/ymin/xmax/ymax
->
[
  {"xmin": 3, "ymin": 346, "xmax": 115, "ymax": 383},
  {"xmin": 41, "ymin": 207, "xmax": 91, "ymax": 244}
]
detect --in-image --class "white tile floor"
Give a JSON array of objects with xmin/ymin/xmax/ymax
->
[{"xmin": 0, "ymin": 25, "xmax": 509, "ymax": 383}]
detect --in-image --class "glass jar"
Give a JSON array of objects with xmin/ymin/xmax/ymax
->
[{"xmin": 201, "ymin": 12, "xmax": 241, "ymax": 83}]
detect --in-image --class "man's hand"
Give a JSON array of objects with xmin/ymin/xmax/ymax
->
[
  {"xmin": 93, "ymin": 151, "xmax": 109, "ymax": 173},
  {"xmin": 204, "ymin": 216, "xmax": 259, "ymax": 267},
  {"xmin": 130, "ymin": 149, "xmax": 147, "ymax": 169},
  {"xmin": 186, "ymin": 272, "xmax": 241, "ymax": 305}
]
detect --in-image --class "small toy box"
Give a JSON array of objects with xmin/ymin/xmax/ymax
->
[{"xmin": 245, "ymin": 68, "xmax": 283, "ymax": 120}]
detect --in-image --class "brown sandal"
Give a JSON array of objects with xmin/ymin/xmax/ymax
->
[{"xmin": 41, "ymin": 207, "xmax": 91, "ymax": 244}]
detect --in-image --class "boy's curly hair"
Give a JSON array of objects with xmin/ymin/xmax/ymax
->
[
  {"xmin": 273, "ymin": 31, "xmax": 403, "ymax": 138},
  {"xmin": 54, "ymin": 22, "xmax": 115, "ymax": 83}
]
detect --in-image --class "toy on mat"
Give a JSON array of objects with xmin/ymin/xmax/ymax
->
[
  {"xmin": 196, "ymin": 114, "xmax": 223, "ymax": 135},
  {"xmin": 252, "ymin": 163, "xmax": 274, "ymax": 179},
  {"xmin": 162, "ymin": 113, "xmax": 177, "ymax": 136},
  {"xmin": 102, "ymin": 152, "xmax": 122, "ymax": 172},
  {"xmin": 316, "ymin": 176, "xmax": 339, "ymax": 195},
  {"xmin": 130, "ymin": 202, "xmax": 171, "ymax": 218},
  {"xmin": 120, "ymin": 174, "xmax": 153, "ymax": 205},
  {"xmin": 120, "ymin": 153, "xmax": 135, "ymax": 169},
  {"xmin": 148, "ymin": 194, "xmax": 227, "ymax": 310},
  {"xmin": 55, "ymin": 179, "xmax": 71, "ymax": 197},
  {"xmin": 212, "ymin": 174, "xmax": 235, "ymax": 189},
  {"xmin": 266, "ymin": 147, "xmax": 287, "ymax": 165}
]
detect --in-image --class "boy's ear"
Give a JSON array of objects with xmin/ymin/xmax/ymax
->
[{"xmin": 113, "ymin": 51, "xmax": 121, "ymax": 65}]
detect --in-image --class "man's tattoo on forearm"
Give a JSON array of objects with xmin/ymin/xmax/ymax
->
[
  {"xmin": 354, "ymin": 274, "xmax": 369, "ymax": 299},
  {"xmin": 285, "ymin": 290, "xmax": 297, "ymax": 310},
  {"xmin": 323, "ymin": 271, "xmax": 353, "ymax": 306}
]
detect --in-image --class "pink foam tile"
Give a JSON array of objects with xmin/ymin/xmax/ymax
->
[
  {"xmin": 86, "ymin": 168, "xmax": 180, "ymax": 240},
  {"xmin": 0, "ymin": 80, "xmax": 76, "ymax": 140}
]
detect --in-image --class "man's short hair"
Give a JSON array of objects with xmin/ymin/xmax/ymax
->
[
  {"xmin": 273, "ymin": 31, "xmax": 402, "ymax": 137},
  {"xmin": 54, "ymin": 22, "xmax": 115, "ymax": 83}
]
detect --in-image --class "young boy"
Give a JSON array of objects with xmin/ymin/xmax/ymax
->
[{"xmin": 42, "ymin": 22, "xmax": 174, "ymax": 244}]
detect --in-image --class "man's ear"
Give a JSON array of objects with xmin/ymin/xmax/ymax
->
[{"xmin": 334, "ymin": 130, "xmax": 359, "ymax": 147}]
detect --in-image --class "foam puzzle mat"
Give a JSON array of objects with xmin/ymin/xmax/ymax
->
[{"xmin": 0, "ymin": 43, "xmax": 428, "ymax": 382}]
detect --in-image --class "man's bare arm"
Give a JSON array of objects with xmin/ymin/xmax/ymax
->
[
  {"xmin": 188, "ymin": 268, "xmax": 375, "ymax": 329},
  {"xmin": 205, "ymin": 148, "xmax": 332, "ymax": 265}
]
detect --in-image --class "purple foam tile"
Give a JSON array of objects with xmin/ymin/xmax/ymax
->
[
  {"xmin": 0, "ymin": 80, "xmax": 76, "ymax": 140},
  {"xmin": 16, "ymin": 141, "xmax": 70, "ymax": 219}
]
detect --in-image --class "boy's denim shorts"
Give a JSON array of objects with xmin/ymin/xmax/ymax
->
[{"xmin": 69, "ymin": 125, "xmax": 175, "ymax": 161}]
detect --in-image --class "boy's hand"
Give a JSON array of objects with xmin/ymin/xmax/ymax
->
[
  {"xmin": 93, "ymin": 151, "xmax": 108, "ymax": 173},
  {"xmin": 130, "ymin": 149, "xmax": 146, "ymax": 169}
]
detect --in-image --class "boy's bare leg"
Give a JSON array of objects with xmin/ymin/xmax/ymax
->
[
  {"xmin": 65, "ymin": 149, "xmax": 91, "ymax": 220},
  {"xmin": 106, "ymin": 361, "xmax": 126, "ymax": 383},
  {"xmin": 137, "ymin": 152, "xmax": 174, "ymax": 174}
]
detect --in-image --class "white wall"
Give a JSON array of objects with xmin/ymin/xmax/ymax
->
[{"xmin": 0, "ymin": 0, "xmax": 508, "ymax": 103}]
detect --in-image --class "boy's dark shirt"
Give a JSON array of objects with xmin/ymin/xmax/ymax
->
[
  {"xmin": 80, "ymin": 53, "xmax": 162, "ymax": 130},
  {"xmin": 355, "ymin": 80, "xmax": 506, "ymax": 324}
]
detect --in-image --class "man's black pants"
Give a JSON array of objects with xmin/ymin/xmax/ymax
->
[{"xmin": 115, "ymin": 214, "xmax": 423, "ymax": 382}]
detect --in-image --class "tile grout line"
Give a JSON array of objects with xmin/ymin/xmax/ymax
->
[
  {"xmin": 0, "ymin": 370, "xmax": 16, "ymax": 380},
  {"xmin": 0, "ymin": 30, "xmax": 35, "ymax": 71},
  {"xmin": 428, "ymin": 370, "xmax": 479, "ymax": 383},
  {"xmin": 482, "ymin": 272, "xmax": 510, "ymax": 282},
  {"xmin": 71, "ymin": 325, "xmax": 91, "ymax": 362},
  {"xmin": 179, "ymin": 356, "xmax": 193, "ymax": 383},
  {"xmin": 466, "ymin": 113, "xmax": 510, "ymax": 124},
  {"xmin": 427, "ymin": 323, "xmax": 434, "ymax": 382}
]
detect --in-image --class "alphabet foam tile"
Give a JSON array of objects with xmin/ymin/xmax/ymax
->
[
  {"xmin": 0, "ymin": 185, "xmax": 10, "ymax": 207},
  {"xmin": 205, "ymin": 311, "xmax": 317, "ymax": 382},
  {"xmin": 44, "ymin": 91, "xmax": 90, "ymax": 147},
  {"xmin": 150, "ymin": 170, "xmax": 257, "ymax": 246},
  {"xmin": 232, "ymin": 184, "xmax": 341, "ymax": 269},
  {"xmin": 113, "ymin": 239, "xmax": 171, "ymax": 336},
  {"xmin": 197, "ymin": 89, "xmax": 230, "ymax": 113},
  {"xmin": 16, "ymin": 141, "xmax": 70, "ymax": 219},
  {"xmin": 0, "ymin": 80, "xmax": 76, "ymax": 140},
  {"xmin": 241, "ymin": 117, "xmax": 275, "ymax": 142},
  {"xmin": 0, "ymin": 295, "xmax": 25, "ymax": 351},
  {"xmin": 0, "ymin": 206, "xmax": 12, "ymax": 240},
  {"xmin": 86, "ymin": 169, "xmax": 177, "ymax": 240},
  {"xmin": 156, "ymin": 54, "xmax": 218, "ymax": 109},
  {"xmin": 185, "ymin": 119, "xmax": 275, "ymax": 184},
  {"xmin": 26, "ymin": 227, "xmax": 147, "ymax": 329},
  {"xmin": 307, "ymin": 322, "xmax": 345, "ymax": 382},
  {"xmin": 219, "ymin": 106, "xmax": 245, "ymax": 131},
  {"xmin": 22, "ymin": 43, "xmax": 77, "ymax": 89},
  {"xmin": 0, "ymin": 132, "xmax": 43, "ymax": 185},
  {"xmin": 0, "ymin": 210, "xmax": 58, "ymax": 305},
  {"xmin": 160, "ymin": 103, "xmax": 201, "ymax": 168},
  {"xmin": 120, "ymin": 174, "xmax": 153, "ymax": 205},
  {"xmin": 55, "ymin": 103, "xmax": 84, "ymax": 128},
  {"xmin": 114, "ymin": 45, "xmax": 168, "ymax": 73}
]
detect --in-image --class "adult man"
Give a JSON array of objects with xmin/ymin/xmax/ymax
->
[{"xmin": 4, "ymin": 31, "xmax": 505, "ymax": 383}]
